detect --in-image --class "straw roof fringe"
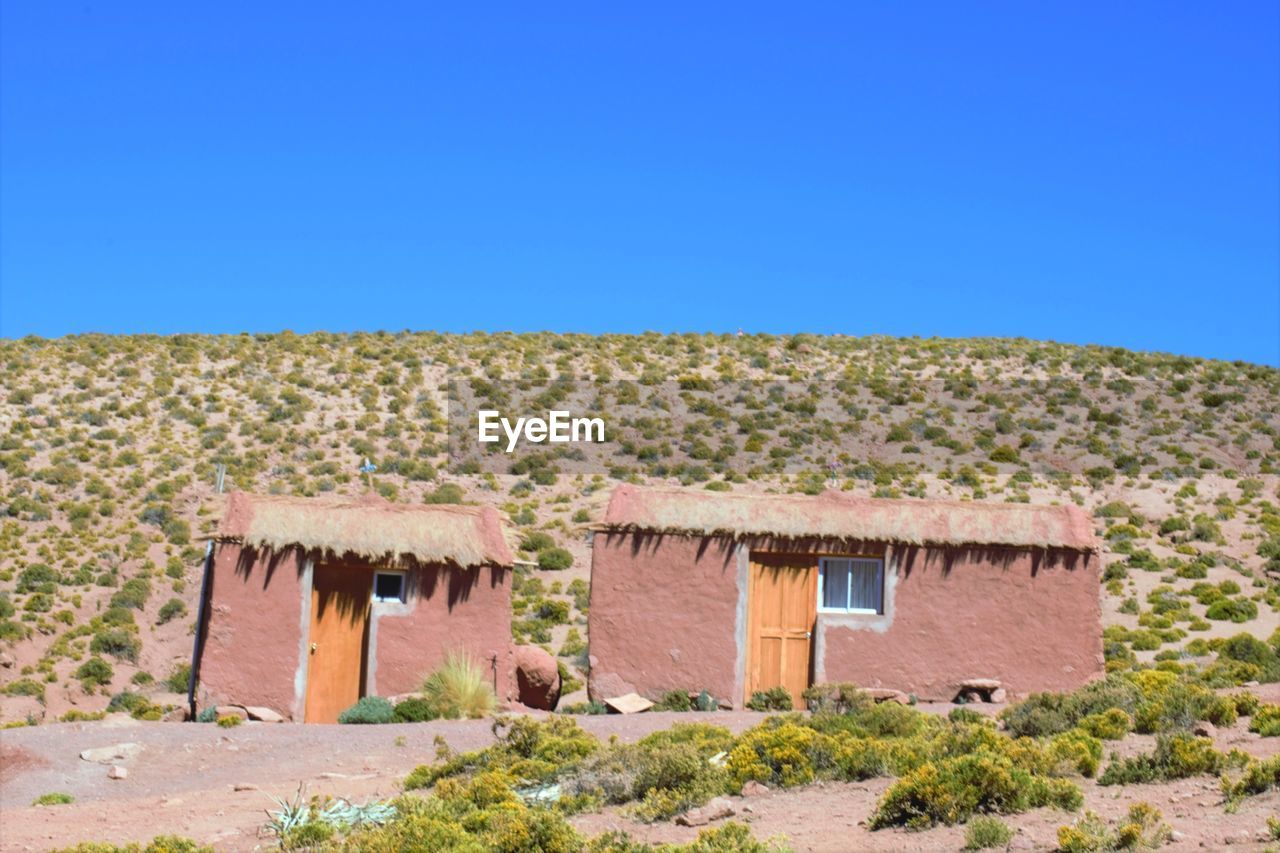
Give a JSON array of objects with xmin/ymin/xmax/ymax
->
[
  {"xmin": 600, "ymin": 485, "xmax": 1098, "ymax": 552},
  {"xmin": 216, "ymin": 492, "xmax": 515, "ymax": 568}
]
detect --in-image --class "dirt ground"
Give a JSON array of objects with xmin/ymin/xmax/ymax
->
[{"xmin": 2, "ymin": 703, "xmax": 1279, "ymax": 852}]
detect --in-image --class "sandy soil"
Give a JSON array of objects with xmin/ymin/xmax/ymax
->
[{"xmin": 2, "ymin": 706, "xmax": 1278, "ymax": 852}]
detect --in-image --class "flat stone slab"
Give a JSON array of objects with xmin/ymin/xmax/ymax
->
[
  {"xmin": 604, "ymin": 692, "xmax": 654, "ymax": 714},
  {"xmin": 242, "ymin": 706, "xmax": 285, "ymax": 723},
  {"xmin": 80, "ymin": 742, "xmax": 142, "ymax": 764}
]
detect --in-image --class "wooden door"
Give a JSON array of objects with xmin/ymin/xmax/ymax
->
[
  {"xmin": 747, "ymin": 556, "xmax": 817, "ymax": 710},
  {"xmin": 305, "ymin": 564, "xmax": 371, "ymax": 723}
]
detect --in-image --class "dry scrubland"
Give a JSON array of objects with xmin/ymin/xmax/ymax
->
[{"xmin": 2, "ymin": 331, "xmax": 1280, "ymax": 851}]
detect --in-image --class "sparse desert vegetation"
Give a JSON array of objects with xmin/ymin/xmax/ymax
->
[{"xmin": 3, "ymin": 332, "xmax": 1280, "ymax": 849}]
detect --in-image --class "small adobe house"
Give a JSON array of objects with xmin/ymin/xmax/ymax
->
[
  {"xmin": 192, "ymin": 492, "xmax": 516, "ymax": 723},
  {"xmin": 588, "ymin": 485, "xmax": 1102, "ymax": 709}
]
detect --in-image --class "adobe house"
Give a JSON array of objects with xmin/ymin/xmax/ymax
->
[
  {"xmin": 587, "ymin": 485, "xmax": 1102, "ymax": 709},
  {"xmin": 192, "ymin": 492, "xmax": 516, "ymax": 723}
]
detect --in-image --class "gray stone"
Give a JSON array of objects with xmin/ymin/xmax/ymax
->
[
  {"xmin": 675, "ymin": 796, "xmax": 735, "ymax": 827},
  {"xmin": 107, "ymin": 765, "xmax": 128, "ymax": 780},
  {"xmin": 243, "ymin": 706, "xmax": 285, "ymax": 723},
  {"xmin": 80, "ymin": 742, "xmax": 142, "ymax": 764}
]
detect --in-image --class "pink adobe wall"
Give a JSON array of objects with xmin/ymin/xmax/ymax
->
[
  {"xmin": 196, "ymin": 544, "xmax": 517, "ymax": 720},
  {"xmin": 819, "ymin": 545, "xmax": 1103, "ymax": 700},
  {"xmin": 370, "ymin": 563, "xmax": 516, "ymax": 704},
  {"xmin": 587, "ymin": 532, "xmax": 1103, "ymax": 708},
  {"xmin": 587, "ymin": 532, "xmax": 742, "ymax": 704},
  {"xmin": 197, "ymin": 543, "xmax": 306, "ymax": 717}
]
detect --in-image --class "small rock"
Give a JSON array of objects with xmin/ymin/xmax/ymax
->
[
  {"xmin": 1242, "ymin": 680, "xmax": 1259, "ymax": 687},
  {"xmin": 675, "ymin": 796, "xmax": 735, "ymax": 827},
  {"xmin": 864, "ymin": 688, "xmax": 910, "ymax": 705},
  {"xmin": 0, "ymin": 652, "xmax": 14, "ymax": 668},
  {"xmin": 214, "ymin": 705, "xmax": 248, "ymax": 720},
  {"xmin": 740, "ymin": 780, "xmax": 770, "ymax": 798},
  {"xmin": 515, "ymin": 645, "xmax": 562, "ymax": 711},
  {"xmin": 960, "ymin": 678, "xmax": 1002, "ymax": 690},
  {"xmin": 1192, "ymin": 721, "xmax": 1216, "ymax": 738},
  {"xmin": 162, "ymin": 707, "xmax": 189, "ymax": 723},
  {"xmin": 80, "ymin": 742, "xmax": 142, "ymax": 764},
  {"xmin": 989, "ymin": 688, "xmax": 1007, "ymax": 704},
  {"xmin": 242, "ymin": 706, "xmax": 285, "ymax": 723},
  {"xmin": 232, "ymin": 783, "xmax": 258, "ymax": 792},
  {"xmin": 107, "ymin": 765, "xmax": 128, "ymax": 780}
]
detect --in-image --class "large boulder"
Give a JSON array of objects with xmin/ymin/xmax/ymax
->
[{"xmin": 515, "ymin": 645, "xmax": 561, "ymax": 711}]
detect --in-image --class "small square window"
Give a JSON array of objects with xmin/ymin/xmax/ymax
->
[
  {"xmin": 819, "ymin": 558, "xmax": 883, "ymax": 614},
  {"xmin": 373, "ymin": 572, "xmax": 405, "ymax": 603}
]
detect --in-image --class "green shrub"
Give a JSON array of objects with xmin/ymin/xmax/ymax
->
[
  {"xmin": 1098, "ymin": 733, "xmax": 1228, "ymax": 785},
  {"xmin": 32, "ymin": 792, "xmax": 74, "ymax": 806},
  {"xmin": 422, "ymin": 652, "xmax": 497, "ymax": 719},
  {"xmin": 1048, "ymin": 729, "xmax": 1104, "ymax": 777},
  {"xmin": 519, "ymin": 531, "xmax": 556, "ymax": 552},
  {"xmin": 109, "ymin": 692, "xmax": 163, "ymax": 721},
  {"xmin": 406, "ymin": 715, "xmax": 599, "ymax": 791},
  {"xmin": 424, "ymin": 483, "xmax": 466, "ymax": 504},
  {"xmin": 1057, "ymin": 803, "xmax": 1172, "ymax": 852},
  {"xmin": 91, "ymin": 628, "xmax": 141, "ymax": 662},
  {"xmin": 537, "ymin": 547, "xmax": 574, "ymax": 570},
  {"xmin": 338, "ymin": 696, "xmax": 396, "ymax": 724},
  {"xmin": 17, "ymin": 563, "xmax": 57, "ymax": 594},
  {"xmin": 803, "ymin": 682, "xmax": 873, "ymax": 715},
  {"xmin": 1216, "ymin": 633, "xmax": 1280, "ymax": 681},
  {"xmin": 3, "ymin": 678, "xmax": 46, "ymax": 702},
  {"xmin": 745, "ymin": 687, "xmax": 793, "ymax": 712},
  {"xmin": 963, "ymin": 815, "xmax": 1015, "ymax": 850},
  {"xmin": 1248, "ymin": 703, "xmax": 1280, "ymax": 736},
  {"xmin": 1076, "ymin": 708, "xmax": 1132, "ymax": 740},
  {"xmin": 1221, "ymin": 754, "xmax": 1280, "ymax": 802},
  {"xmin": 652, "ymin": 690, "xmax": 692, "ymax": 712},
  {"xmin": 868, "ymin": 753, "xmax": 1082, "ymax": 830},
  {"xmin": 157, "ymin": 598, "xmax": 187, "ymax": 624},
  {"xmin": 109, "ymin": 577, "xmax": 151, "ymax": 610},
  {"xmin": 74, "ymin": 657, "xmax": 114, "ymax": 687},
  {"xmin": 1205, "ymin": 597, "xmax": 1257, "ymax": 622},
  {"xmin": 164, "ymin": 663, "xmax": 192, "ymax": 694},
  {"xmin": 948, "ymin": 707, "xmax": 987, "ymax": 726},
  {"xmin": 393, "ymin": 697, "xmax": 439, "ymax": 723}
]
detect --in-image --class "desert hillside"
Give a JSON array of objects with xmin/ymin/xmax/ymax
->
[{"xmin": 2, "ymin": 332, "xmax": 1278, "ymax": 722}]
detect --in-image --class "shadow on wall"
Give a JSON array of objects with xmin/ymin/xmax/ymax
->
[
  {"xmin": 231, "ymin": 545, "xmax": 505, "ymax": 613},
  {"xmin": 898, "ymin": 545, "xmax": 1093, "ymax": 579},
  {"xmin": 601, "ymin": 531, "xmax": 1093, "ymax": 580}
]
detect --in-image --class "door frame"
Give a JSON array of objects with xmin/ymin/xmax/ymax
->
[
  {"xmin": 743, "ymin": 554, "xmax": 818, "ymax": 709},
  {"xmin": 302, "ymin": 561, "xmax": 373, "ymax": 723}
]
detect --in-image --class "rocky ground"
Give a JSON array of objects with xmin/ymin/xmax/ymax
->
[{"xmin": 3, "ymin": 693, "xmax": 1280, "ymax": 852}]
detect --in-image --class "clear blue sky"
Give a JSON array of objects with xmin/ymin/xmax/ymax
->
[{"xmin": 2, "ymin": 3, "xmax": 1277, "ymax": 364}]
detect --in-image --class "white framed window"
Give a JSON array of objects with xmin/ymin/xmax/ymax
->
[
  {"xmin": 818, "ymin": 557, "xmax": 884, "ymax": 614},
  {"xmin": 372, "ymin": 571, "xmax": 406, "ymax": 603}
]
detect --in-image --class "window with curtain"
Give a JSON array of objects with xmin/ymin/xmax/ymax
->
[{"xmin": 819, "ymin": 557, "xmax": 884, "ymax": 614}]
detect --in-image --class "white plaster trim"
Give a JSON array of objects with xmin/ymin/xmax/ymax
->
[
  {"xmin": 814, "ymin": 548, "xmax": 899, "ymax": 682},
  {"xmin": 732, "ymin": 543, "xmax": 749, "ymax": 710},
  {"xmin": 293, "ymin": 556, "xmax": 314, "ymax": 721},
  {"xmin": 366, "ymin": 587, "xmax": 416, "ymax": 698}
]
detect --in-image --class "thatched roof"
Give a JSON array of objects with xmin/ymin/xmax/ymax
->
[
  {"xmin": 598, "ymin": 485, "xmax": 1098, "ymax": 552},
  {"xmin": 216, "ymin": 492, "xmax": 515, "ymax": 568}
]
